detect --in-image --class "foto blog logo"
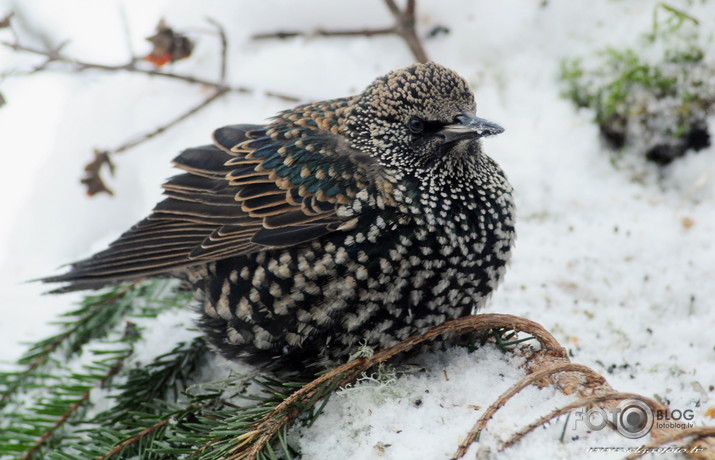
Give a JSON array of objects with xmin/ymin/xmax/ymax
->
[{"xmin": 572, "ymin": 399, "xmax": 695, "ymax": 439}]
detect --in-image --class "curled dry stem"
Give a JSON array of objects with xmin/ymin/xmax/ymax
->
[{"xmin": 225, "ymin": 313, "xmax": 561, "ymax": 459}]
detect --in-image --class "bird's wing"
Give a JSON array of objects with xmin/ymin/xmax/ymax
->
[{"xmin": 45, "ymin": 121, "xmax": 389, "ymax": 291}]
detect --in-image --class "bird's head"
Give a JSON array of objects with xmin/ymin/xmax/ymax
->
[{"xmin": 345, "ymin": 62, "xmax": 503, "ymax": 172}]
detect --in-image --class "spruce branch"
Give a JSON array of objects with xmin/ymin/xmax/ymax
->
[
  {"xmin": 95, "ymin": 336, "xmax": 210, "ymax": 425},
  {"xmin": 86, "ymin": 399, "xmax": 206, "ymax": 459},
  {"xmin": 1, "ymin": 279, "xmax": 188, "ymax": 409},
  {"xmin": 63, "ymin": 339, "xmax": 248, "ymax": 459},
  {"xmin": 81, "ymin": 314, "xmax": 555, "ymax": 460},
  {"xmin": 99, "ymin": 417, "xmax": 171, "ymax": 459},
  {"xmin": 0, "ymin": 279, "xmax": 200, "ymax": 459},
  {"xmin": 1, "ymin": 339, "xmax": 135, "ymax": 459},
  {"xmin": 1, "ymin": 284, "xmax": 134, "ymax": 409}
]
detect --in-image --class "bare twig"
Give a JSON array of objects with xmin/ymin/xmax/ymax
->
[
  {"xmin": 450, "ymin": 338, "xmax": 715, "ymax": 459},
  {"xmin": 253, "ymin": 27, "xmax": 396, "ymax": 40},
  {"xmin": 0, "ymin": 40, "xmax": 299, "ymax": 102},
  {"xmin": 206, "ymin": 17, "xmax": 228, "ymax": 83},
  {"xmin": 252, "ymin": 0, "xmax": 429, "ymax": 63},
  {"xmin": 451, "ymin": 363, "xmax": 605, "ymax": 459},
  {"xmin": 115, "ymin": 87, "xmax": 228, "ymax": 156},
  {"xmin": 118, "ymin": 6, "xmax": 135, "ymax": 60},
  {"xmin": 387, "ymin": 0, "xmax": 428, "ymax": 63},
  {"xmin": 82, "ymin": 87, "xmax": 229, "ymax": 196},
  {"xmin": 687, "ymin": 436, "xmax": 715, "ymax": 460},
  {"xmin": 383, "ymin": 0, "xmax": 402, "ymax": 17},
  {"xmin": 1, "ymin": 17, "xmax": 302, "ymax": 196}
]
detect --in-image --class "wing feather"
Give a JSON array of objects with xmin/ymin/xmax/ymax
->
[{"xmin": 45, "ymin": 106, "xmax": 391, "ymax": 291}]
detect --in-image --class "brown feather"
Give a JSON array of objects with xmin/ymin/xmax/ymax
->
[{"xmin": 45, "ymin": 119, "xmax": 392, "ymax": 290}]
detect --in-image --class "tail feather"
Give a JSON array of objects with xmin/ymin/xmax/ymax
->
[
  {"xmin": 42, "ymin": 125, "xmax": 260, "ymax": 292},
  {"xmin": 41, "ymin": 121, "xmax": 348, "ymax": 292}
]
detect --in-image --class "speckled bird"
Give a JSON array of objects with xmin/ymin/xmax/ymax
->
[{"xmin": 46, "ymin": 62, "xmax": 516, "ymax": 374}]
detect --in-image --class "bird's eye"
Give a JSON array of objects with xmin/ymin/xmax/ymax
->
[{"xmin": 407, "ymin": 117, "xmax": 425, "ymax": 134}]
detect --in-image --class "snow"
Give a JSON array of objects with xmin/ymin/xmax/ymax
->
[{"xmin": 1, "ymin": 0, "xmax": 714, "ymax": 459}]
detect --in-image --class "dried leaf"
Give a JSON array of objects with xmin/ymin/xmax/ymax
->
[
  {"xmin": 0, "ymin": 12, "xmax": 13, "ymax": 28},
  {"xmin": 82, "ymin": 150, "xmax": 114, "ymax": 196},
  {"xmin": 144, "ymin": 19, "xmax": 194, "ymax": 67}
]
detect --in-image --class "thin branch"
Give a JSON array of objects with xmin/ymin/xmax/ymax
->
[
  {"xmin": 0, "ymin": 40, "xmax": 299, "ymax": 102},
  {"xmin": 383, "ymin": 0, "xmax": 402, "ymax": 17},
  {"xmin": 80, "ymin": 87, "xmax": 229, "ymax": 196},
  {"xmin": 206, "ymin": 17, "xmax": 228, "ymax": 83},
  {"xmin": 451, "ymin": 362, "xmax": 605, "ymax": 459},
  {"xmin": 389, "ymin": 0, "xmax": 428, "ymax": 63},
  {"xmin": 119, "ymin": 87, "xmax": 228, "ymax": 155},
  {"xmin": 501, "ymin": 392, "xmax": 668, "ymax": 450},
  {"xmin": 17, "ymin": 41, "xmax": 70, "ymax": 75},
  {"xmin": 1, "ymin": 19, "xmax": 304, "ymax": 196},
  {"xmin": 251, "ymin": 0, "xmax": 429, "ymax": 63},
  {"xmin": 403, "ymin": 0, "xmax": 416, "ymax": 18},
  {"xmin": 253, "ymin": 26, "xmax": 396, "ymax": 40},
  {"xmin": 623, "ymin": 427, "xmax": 715, "ymax": 460}
]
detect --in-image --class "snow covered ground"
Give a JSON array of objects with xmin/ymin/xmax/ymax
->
[{"xmin": 1, "ymin": 0, "xmax": 713, "ymax": 458}]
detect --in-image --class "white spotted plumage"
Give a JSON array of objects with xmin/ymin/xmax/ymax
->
[{"xmin": 47, "ymin": 62, "xmax": 516, "ymax": 376}]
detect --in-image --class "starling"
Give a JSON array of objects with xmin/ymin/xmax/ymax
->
[{"xmin": 45, "ymin": 62, "xmax": 516, "ymax": 374}]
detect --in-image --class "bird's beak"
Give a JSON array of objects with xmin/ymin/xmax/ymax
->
[{"xmin": 439, "ymin": 114, "xmax": 504, "ymax": 144}]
